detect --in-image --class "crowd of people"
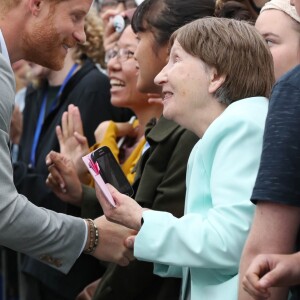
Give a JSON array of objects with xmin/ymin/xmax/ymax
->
[{"xmin": 0, "ymin": 0, "xmax": 300, "ymax": 299}]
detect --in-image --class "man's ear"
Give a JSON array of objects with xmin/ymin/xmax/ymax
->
[
  {"xmin": 27, "ymin": 0, "xmax": 42, "ymax": 16},
  {"xmin": 208, "ymin": 68, "xmax": 226, "ymax": 94}
]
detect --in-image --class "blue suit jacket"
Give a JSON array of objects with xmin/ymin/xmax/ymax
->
[{"xmin": 134, "ymin": 97, "xmax": 268, "ymax": 299}]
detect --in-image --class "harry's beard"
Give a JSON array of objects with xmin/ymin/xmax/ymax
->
[{"xmin": 22, "ymin": 18, "xmax": 74, "ymax": 70}]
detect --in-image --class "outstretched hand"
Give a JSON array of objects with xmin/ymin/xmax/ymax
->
[
  {"xmin": 57, "ymin": 104, "xmax": 89, "ymax": 179},
  {"xmin": 46, "ymin": 150, "xmax": 83, "ymax": 206},
  {"xmin": 92, "ymin": 215, "xmax": 136, "ymax": 266},
  {"xmin": 242, "ymin": 252, "xmax": 300, "ymax": 299},
  {"xmin": 95, "ymin": 183, "xmax": 146, "ymax": 231}
]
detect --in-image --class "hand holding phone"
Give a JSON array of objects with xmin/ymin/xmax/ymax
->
[{"xmin": 82, "ymin": 146, "xmax": 134, "ymax": 207}]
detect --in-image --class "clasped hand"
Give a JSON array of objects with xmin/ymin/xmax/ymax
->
[{"xmin": 95, "ymin": 183, "xmax": 148, "ymax": 248}]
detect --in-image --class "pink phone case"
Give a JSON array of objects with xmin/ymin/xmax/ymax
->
[{"xmin": 82, "ymin": 152, "xmax": 116, "ymax": 207}]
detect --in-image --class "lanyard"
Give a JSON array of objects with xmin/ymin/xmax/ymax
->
[{"xmin": 29, "ymin": 63, "xmax": 78, "ymax": 167}]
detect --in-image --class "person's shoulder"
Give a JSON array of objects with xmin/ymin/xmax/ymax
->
[
  {"xmin": 148, "ymin": 116, "xmax": 198, "ymax": 144},
  {"xmin": 74, "ymin": 58, "xmax": 107, "ymax": 80},
  {"xmin": 213, "ymin": 97, "xmax": 268, "ymax": 129},
  {"xmin": 226, "ymin": 97, "xmax": 268, "ymax": 115},
  {"xmin": 270, "ymin": 65, "xmax": 300, "ymax": 108},
  {"xmin": 0, "ymin": 53, "xmax": 16, "ymax": 110},
  {"xmin": 73, "ymin": 59, "xmax": 110, "ymax": 91},
  {"xmin": 275, "ymin": 64, "xmax": 300, "ymax": 89}
]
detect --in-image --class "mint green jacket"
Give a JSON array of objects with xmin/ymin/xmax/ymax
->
[{"xmin": 134, "ymin": 97, "xmax": 268, "ymax": 300}]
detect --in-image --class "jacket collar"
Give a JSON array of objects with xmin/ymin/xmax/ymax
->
[{"xmin": 146, "ymin": 116, "xmax": 181, "ymax": 144}]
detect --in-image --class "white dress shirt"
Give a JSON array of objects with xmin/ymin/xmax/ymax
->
[{"xmin": 0, "ymin": 29, "xmax": 11, "ymax": 64}]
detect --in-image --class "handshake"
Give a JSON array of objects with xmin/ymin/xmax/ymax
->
[{"xmin": 85, "ymin": 216, "xmax": 137, "ymax": 267}]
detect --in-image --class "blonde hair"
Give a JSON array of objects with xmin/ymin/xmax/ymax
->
[
  {"xmin": 72, "ymin": 9, "xmax": 106, "ymax": 68},
  {"xmin": 170, "ymin": 17, "xmax": 275, "ymax": 104}
]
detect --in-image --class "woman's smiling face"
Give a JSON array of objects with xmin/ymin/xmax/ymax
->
[
  {"xmin": 154, "ymin": 40, "xmax": 218, "ymax": 134},
  {"xmin": 107, "ymin": 25, "xmax": 149, "ymax": 109}
]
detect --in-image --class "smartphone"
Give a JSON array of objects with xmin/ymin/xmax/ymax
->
[{"xmin": 91, "ymin": 146, "xmax": 134, "ymax": 197}]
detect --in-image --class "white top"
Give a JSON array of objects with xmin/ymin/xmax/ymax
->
[{"xmin": 0, "ymin": 29, "xmax": 11, "ymax": 65}]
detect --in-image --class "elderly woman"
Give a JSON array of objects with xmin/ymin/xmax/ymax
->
[{"xmin": 97, "ymin": 17, "xmax": 274, "ymax": 299}]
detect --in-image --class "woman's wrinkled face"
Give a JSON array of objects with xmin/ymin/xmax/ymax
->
[
  {"xmin": 107, "ymin": 26, "xmax": 148, "ymax": 109},
  {"xmin": 255, "ymin": 9, "xmax": 300, "ymax": 80},
  {"xmin": 154, "ymin": 40, "xmax": 212, "ymax": 129}
]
